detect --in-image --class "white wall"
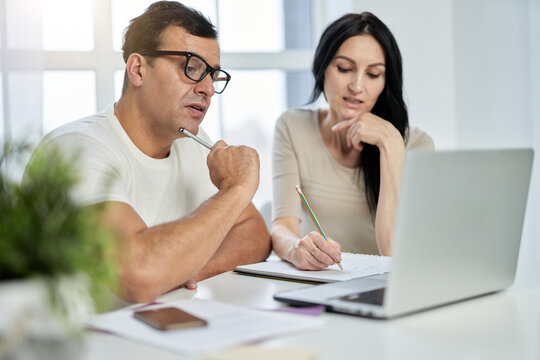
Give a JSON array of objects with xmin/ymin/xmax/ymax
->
[
  {"xmin": 353, "ymin": 0, "xmax": 538, "ymax": 255},
  {"xmin": 353, "ymin": 0, "xmax": 456, "ymax": 149},
  {"xmin": 454, "ymin": 0, "xmax": 537, "ymax": 256},
  {"xmin": 528, "ymin": 0, "xmax": 539, "ymax": 257},
  {"xmin": 453, "ymin": 0, "xmax": 531, "ymax": 148}
]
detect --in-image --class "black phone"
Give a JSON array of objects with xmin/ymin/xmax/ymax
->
[{"xmin": 133, "ymin": 307, "xmax": 207, "ymax": 331}]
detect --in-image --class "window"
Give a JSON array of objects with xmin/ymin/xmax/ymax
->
[
  {"xmin": 6, "ymin": 71, "xmax": 43, "ymax": 144},
  {"xmin": 0, "ymin": 71, "xmax": 4, "ymax": 141},
  {"xmin": 111, "ymin": 0, "xmax": 217, "ymax": 52},
  {"xmin": 43, "ymin": 70, "xmax": 96, "ymax": 134},
  {"xmin": 219, "ymin": 0, "xmax": 284, "ymax": 52},
  {"xmin": 0, "ymin": 26, "xmax": 2, "ymax": 141},
  {"xmin": 0, "ymin": 0, "xmax": 354, "ymax": 208},
  {"xmin": 5, "ymin": 0, "xmax": 42, "ymax": 50},
  {"xmin": 220, "ymin": 69, "xmax": 286, "ymax": 206},
  {"xmin": 43, "ymin": 0, "xmax": 94, "ymax": 51}
]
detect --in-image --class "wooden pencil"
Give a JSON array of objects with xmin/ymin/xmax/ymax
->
[{"xmin": 295, "ymin": 185, "xmax": 343, "ymax": 270}]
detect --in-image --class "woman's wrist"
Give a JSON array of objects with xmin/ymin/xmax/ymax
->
[
  {"xmin": 378, "ymin": 126, "xmax": 405, "ymax": 158},
  {"xmin": 284, "ymin": 238, "xmax": 300, "ymax": 264},
  {"xmin": 272, "ymin": 225, "xmax": 301, "ymax": 264}
]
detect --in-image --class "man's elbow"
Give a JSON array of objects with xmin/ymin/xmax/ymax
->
[
  {"xmin": 123, "ymin": 286, "xmax": 162, "ymax": 304},
  {"xmin": 118, "ymin": 268, "xmax": 166, "ymax": 303},
  {"xmin": 252, "ymin": 229, "xmax": 272, "ymax": 262}
]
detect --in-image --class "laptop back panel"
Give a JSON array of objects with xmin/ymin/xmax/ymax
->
[
  {"xmin": 274, "ymin": 149, "xmax": 533, "ymax": 319},
  {"xmin": 384, "ymin": 149, "xmax": 533, "ymax": 317}
]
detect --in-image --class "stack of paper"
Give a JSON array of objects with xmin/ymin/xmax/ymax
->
[{"xmin": 87, "ymin": 299, "xmax": 323, "ymax": 355}]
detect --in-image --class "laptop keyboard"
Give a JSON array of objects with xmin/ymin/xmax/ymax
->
[{"xmin": 338, "ymin": 287, "xmax": 385, "ymax": 305}]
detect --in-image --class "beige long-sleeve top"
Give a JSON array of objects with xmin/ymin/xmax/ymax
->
[{"xmin": 272, "ymin": 109, "xmax": 434, "ymax": 254}]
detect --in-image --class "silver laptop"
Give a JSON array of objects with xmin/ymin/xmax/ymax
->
[{"xmin": 274, "ymin": 149, "xmax": 534, "ymax": 319}]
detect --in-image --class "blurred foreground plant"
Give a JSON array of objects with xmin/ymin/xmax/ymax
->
[{"xmin": 0, "ymin": 142, "xmax": 118, "ymax": 312}]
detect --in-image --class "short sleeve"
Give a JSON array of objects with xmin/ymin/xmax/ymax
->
[{"xmin": 35, "ymin": 133, "xmax": 129, "ymax": 207}]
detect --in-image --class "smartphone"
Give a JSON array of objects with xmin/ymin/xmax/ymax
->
[{"xmin": 133, "ymin": 307, "xmax": 207, "ymax": 331}]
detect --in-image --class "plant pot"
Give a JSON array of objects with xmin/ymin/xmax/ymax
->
[{"xmin": 0, "ymin": 275, "xmax": 94, "ymax": 359}]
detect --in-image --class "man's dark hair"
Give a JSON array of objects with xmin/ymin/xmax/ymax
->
[
  {"xmin": 121, "ymin": 1, "xmax": 217, "ymax": 94},
  {"xmin": 310, "ymin": 12, "xmax": 409, "ymax": 217}
]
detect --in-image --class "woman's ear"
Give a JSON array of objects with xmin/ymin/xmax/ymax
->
[{"xmin": 125, "ymin": 53, "xmax": 146, "ymax": 88}]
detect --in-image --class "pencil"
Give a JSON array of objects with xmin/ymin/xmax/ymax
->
[
  {"xmin": 295, "ymin": 185, "xmax": 343, "ymax": 270},
  {"xmin": 179, "ymin": 128, "xmax": 213, "ymax": 150}
]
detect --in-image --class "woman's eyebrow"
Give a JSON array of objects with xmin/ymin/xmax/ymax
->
[
  {"xmin": 334, "ymin": 55, "xmax": 386, "ymax": 68},
  {"xmin": 367, "ymin": 62, "xmax": 385, "ymax": 68},
  {"xmin": 334, "ymin": 55, "xmax": 356, "ymax": 63}
]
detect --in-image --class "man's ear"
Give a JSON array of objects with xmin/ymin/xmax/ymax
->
[{"xmin": 125, "ymin": 53, "xmax": 146, "ymax": 88}]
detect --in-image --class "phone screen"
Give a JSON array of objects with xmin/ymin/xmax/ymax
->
[{"xmin": 133, "ymin": 307, "xmax": 207, "ymax": 331}]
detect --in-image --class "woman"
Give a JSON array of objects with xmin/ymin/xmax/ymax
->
[{"xmin": 271, "ymin": 12, "xmax": 434, "ymax": 270}]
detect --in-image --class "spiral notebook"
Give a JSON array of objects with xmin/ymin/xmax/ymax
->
[{"xmin": 235, "ymin": 253, "xmax": 391, "ymax": 283}]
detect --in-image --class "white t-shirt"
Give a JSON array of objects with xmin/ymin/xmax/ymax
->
[{"xmin": 35, "ymin": 103, "xmax": 217, "ymax": 227}]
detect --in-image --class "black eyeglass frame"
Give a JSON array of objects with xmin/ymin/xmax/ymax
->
[{"xmin": 139, "ymin": 50, "xmax": 231, "ymax": 94}]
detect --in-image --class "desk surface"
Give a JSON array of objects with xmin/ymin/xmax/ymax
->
[{"xmin": 83, "ymin": 256, "xmax": 540, "ymax": 360}]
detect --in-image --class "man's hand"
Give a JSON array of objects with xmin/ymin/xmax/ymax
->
[
  {"xmin": 207, "ymin": 140, "xmax": 260, "ymax": 200},
  {"xmin": 182, "ymin": 279, "xmax": 197, "ymax": 290}
]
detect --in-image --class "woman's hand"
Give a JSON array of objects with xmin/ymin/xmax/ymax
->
[
  {"xmin": 332, "ymin": 113, "xmax": 405, "ymax": 256},
  {"xmin": 331, "ymin": 113, "xmax": 403, "ymax": 152},
  {"xmin": 288, "ymin": 231, "xmax": 342, "ymax": 270}
]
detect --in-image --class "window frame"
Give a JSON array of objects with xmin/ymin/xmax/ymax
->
[{"xmin": 0, "ymin": 0, "xmax": 350, "ymax": 141}]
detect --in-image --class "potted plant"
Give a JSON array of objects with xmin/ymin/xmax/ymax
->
[{"xmin": 0, "ymin": 142, "xmax": 118, "ymax": 359}]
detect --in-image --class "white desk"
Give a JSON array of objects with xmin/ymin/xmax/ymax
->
[{"xmin": 83, "ymin": 256, "xmax": 540, "ymax": 360}]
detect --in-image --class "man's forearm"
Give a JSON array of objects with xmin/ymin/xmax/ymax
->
[
  {"xmin": 108, "ymin": 186, "xmax": 255, "ymax": 302},
  {"xmin": 195, "ymin": 203, "xmax": 271, "ymax": 281}
]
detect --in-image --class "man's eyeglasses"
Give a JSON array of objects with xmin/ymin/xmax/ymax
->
[{"xmin": 140, "ymin": 50, "xmax": 231, "ymax": 94}]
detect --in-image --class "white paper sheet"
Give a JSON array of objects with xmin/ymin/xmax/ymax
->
[
  {"xmin": 236, "ymin": 253, "xmax": 391, "ymax": 282},
  {"xmin": 87, "ymin": 299, "xmax": 323, "ymax": 355}
]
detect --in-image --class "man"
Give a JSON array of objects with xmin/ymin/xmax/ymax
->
[{"xmin": 34, "ymin": 1, "xmax": 271, "ymax": 302}]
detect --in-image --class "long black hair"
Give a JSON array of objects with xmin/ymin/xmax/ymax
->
[{"xmin": 310, "ymin": 12, "xmax": 408, "ymax": 217}]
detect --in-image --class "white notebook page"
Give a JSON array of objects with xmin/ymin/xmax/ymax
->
[{"xmin": 235, "ymin": 253, "xmax": 391, "ymax": 283}]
